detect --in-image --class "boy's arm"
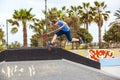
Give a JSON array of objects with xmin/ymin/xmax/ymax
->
[
  {"xmin": 50, "ymin": 21, "xmax": 67, "ymax": 33},
  {"xmin": 57, "ymin": 22, "xmax": 67, "ymax": 30}
]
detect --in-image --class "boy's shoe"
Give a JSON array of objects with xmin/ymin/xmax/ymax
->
[
  {"xmin": 45, "ymin": 42, "xmax": 52, "ymax": 51},
  {"xmin": 79, "ymin": 37, "xmax": 84, "ymax": 44},
  {"xmin": 48, "ymin": 42, "xmax": 53, "ymax": 47}
]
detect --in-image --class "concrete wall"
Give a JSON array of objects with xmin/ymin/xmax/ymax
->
[{"xmin": 69, "ymin": 49, "xmax": 120, "ymax": 62}]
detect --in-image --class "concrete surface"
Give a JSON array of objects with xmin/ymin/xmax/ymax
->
[
  {"xmin": 0, "ymin": 60, "xmax": 120, "ymax": 80},
  {"xmin": 101, "ymin": 66, "xmax": 120, "ymax": 79}
]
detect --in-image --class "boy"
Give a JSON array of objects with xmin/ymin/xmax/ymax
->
[{"xmin": 49, "ymin": 19, "xmax": 83, "ymax": 46}]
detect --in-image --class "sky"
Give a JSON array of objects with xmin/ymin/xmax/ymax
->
[{"xmin": 0, "ymin": 0, "xmax": 120, "ymax": 46}]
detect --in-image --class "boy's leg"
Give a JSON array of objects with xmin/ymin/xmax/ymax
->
[
  {"xmin": 72, "ymin": 38, "xmax": 79, "ymax": 42},
  {"xmin": 65, "ymin": 31, "xmax": 83, "ymax": 44},
  {"xmin": 65, "ymin": 31, "xmax": 79, "ymax": 42},
  {"xmin": 65, "ymin": 31, "xmax": 72, "ymax": 42},
  {"xmin": 72, "ymin": 37, "xmax": 84, "ymax": 44},
  {"xmin": 51, "ymin": 34, "xmax": 57, "ymax": 44},
  {"xmin": 51, "ymin": 30, "xmax": 64, "ymax": 44}
]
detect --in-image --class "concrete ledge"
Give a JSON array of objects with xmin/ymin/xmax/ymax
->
[{"xmin": 0, "ymin": 47, "xmax": 100, "ymax": 69}]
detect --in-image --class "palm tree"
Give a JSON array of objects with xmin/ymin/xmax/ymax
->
[
  {"xmin": 30, "ymin": 19, "xmax": 45, "ymax": 47},
  {"xmin": 109, "ymin": 8, "xmax": 120, "ymax": 26},
  {"xmin": 0, "ymin": 29, "xmax": 4, "ymax": 43},
  {"xmin": 106, "ymin": 8, "xmax": 120, "ymax": 46},
  {"xmin": 79, "ymin": 2, "xmax": 94, "ymax": 31},
  {"xmin": 114, "ymin": 8, "xmax": 120, "ymax": 20},
  {"xmin": 46, "ymin": 7, "xmax": 66, "ymax": 21},
  {"xmin": 8, "ymin": 8, "xmax": 35, "ymax": 48},
  {"xmin": 93, "ymin": 1, "xmax": 110, "ymax": 48},
  {"xmin": 8, "ymin": 41, "xmax": 22, "ymax": 48},
  {"xmin": 0, "ymin": 28, "xmax": 6, "ymax": 50},
  {"xmin": 46, "ymin": 8, "xmax": 58, "ymax": 20},
  {"xmin": 68, "ymin": 6, "xmax": 78, "ymax": 16}
]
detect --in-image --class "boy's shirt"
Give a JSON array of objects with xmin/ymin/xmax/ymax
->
[{"xmin": 57, "ymin": 20, "xmax": 70, "ymax": 31}]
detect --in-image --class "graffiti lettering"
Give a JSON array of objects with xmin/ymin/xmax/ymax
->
[{"xmin": 88, "ymin": 49, "xmax": 114, "ymax": 62}]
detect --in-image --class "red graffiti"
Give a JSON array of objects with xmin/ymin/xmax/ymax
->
[{"xmin": 88, "ymin": 49, "xmax": 114, "ymax": 62}]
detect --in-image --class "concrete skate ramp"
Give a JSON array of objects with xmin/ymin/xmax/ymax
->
[
  {"xmin": 0, "ymin": 48, "xmax": 119, "ymax": 80},
  {"xmin": 0, "ymin": 48, "xmax": 100, "ymax": 69},
  {"xmin": 0, "ymin": 60, "xmax": 119, "ymax": 80}
]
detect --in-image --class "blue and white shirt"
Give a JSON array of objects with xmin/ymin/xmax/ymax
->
[{"xmin": 57, "ymin": 20, "xmax": 70, "ymax": 31}]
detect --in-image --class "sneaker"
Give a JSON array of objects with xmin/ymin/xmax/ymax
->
[
  {"xmin": 79, "ymin": 37, "xmax": 84, "ymax": 44},
  {"xmin": 48, "ymin": 42, "xmax": 53, "ymax": 47}
]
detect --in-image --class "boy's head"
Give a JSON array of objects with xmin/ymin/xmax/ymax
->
[{"xmin": 51, "ymin": 19, "xmax": 58, "ymax": 25}]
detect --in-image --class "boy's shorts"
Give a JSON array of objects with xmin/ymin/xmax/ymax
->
[{"xmin": 55, "ymin": 30, "xmax": 72, "ymax": 42}]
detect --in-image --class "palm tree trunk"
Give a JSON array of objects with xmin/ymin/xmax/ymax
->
[
  {"xmin": 98, "ymin": 13, "xmax": 103, "ymax": 49},
  {"xmin": 38, "ymin": 37, "xmax": 43, "ymax": 47},
  {"xmin": 86, "ymin": 22, "xmax": 89, "ymax": 31},
  {"xmin": 86, "ymin": 14, "xmax": 89, "ymax": 31},
  {"xmin": 98, "ymin": 16, "xmax": 102, "ymax": 49},
  {"xmin": 22, "ymin": 21, "xmax": 27, "ymax": 48},
  {"xmin": 98, "ymin": 26, "xmax": 101, "ymax": 48}
]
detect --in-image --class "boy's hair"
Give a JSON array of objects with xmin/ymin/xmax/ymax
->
[{"xmin": 51, "ymin": 19, "xmax": 57, "ymax": 24}]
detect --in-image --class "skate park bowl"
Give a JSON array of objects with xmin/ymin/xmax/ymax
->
[{"xmin": 0, "ymin": 47, "xmax": 119, "ymax": 80}]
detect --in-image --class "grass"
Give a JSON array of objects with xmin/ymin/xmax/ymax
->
[{"xmin": 65, "ymin": 44, "xmax": 84, "ymax": 50}]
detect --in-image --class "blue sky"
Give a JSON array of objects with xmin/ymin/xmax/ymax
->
[{"xmin": 0, "ymin": 0, "xmax": 119, "ymax": 45}]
